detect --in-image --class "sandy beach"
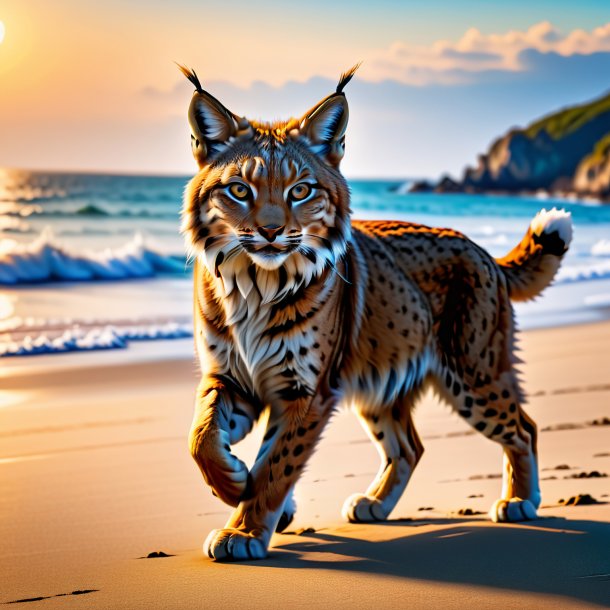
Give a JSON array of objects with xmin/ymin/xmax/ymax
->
[{"xmin": 1, "ymin": 321, "xmax": 609, "ymax": 609}]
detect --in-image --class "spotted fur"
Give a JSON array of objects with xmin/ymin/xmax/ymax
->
[{"xmin": 180, "ymin": 65, "xmax": 572, "ymax": 561}]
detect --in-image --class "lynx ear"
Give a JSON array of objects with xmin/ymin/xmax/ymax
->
[
  {"xmin": 177, "ymin": 64, "xmax": 239, "ymax": 167},
  {"xmin": 299, "ymin": 63, "xmax": 360, "ymax": 167}
]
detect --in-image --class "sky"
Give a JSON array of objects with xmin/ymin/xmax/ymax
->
[{"xmin": 0, "ymin": 0, "xmax": 609, "ymax": 178}]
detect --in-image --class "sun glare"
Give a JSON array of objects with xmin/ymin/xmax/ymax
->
[{"xmin": 0, "ymin": 20, "xmax": 5, "ymax": 44}]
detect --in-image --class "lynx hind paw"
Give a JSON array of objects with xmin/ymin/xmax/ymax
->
[
  {"xmin": 276, "ymin": 494, "xmax": 297, "ymax": 533},
  {"xmin": 204, "ymin": 528, "xmax": 267, "ymax": 562},
  {"xmin": 489, "ymin": 498, "xmax": 538, "ymax": 523},
  {"xmin": 342, "ymin": 494, "xmax": 388, "ymax": 523}
]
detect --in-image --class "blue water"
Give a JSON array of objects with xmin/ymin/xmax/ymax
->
[
  {"xmin": 2, "ymin": 169, "xmax": 610, "ymax": 225},
  {"xmin": 354, "ymin": 182, "xmax": 610, "ymax": 224},
  {"xmin": 0, "ymin": 169, "xmax": 609, "ymax": 356},
  {"xmin": 1, "ymin": 169, "xmax": 609, "ymax": 279}
]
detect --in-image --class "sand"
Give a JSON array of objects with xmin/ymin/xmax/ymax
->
[{"xmin": 1, "ymin": 322, "xmax": 609, "ymax": 608}]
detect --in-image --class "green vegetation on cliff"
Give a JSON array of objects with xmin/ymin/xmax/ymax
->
[
  {"xmin": 525, "ymin": 91, "xmax": 610, "ymax": 140},
  {"xmin": 585, "ymin": 132, "xmax": 610, "ymax": 163},
  {"xmin": 460, "ymin": 89, "xmax": 610, "ymax": 196}
]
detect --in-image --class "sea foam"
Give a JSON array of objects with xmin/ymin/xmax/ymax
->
[
  {"xmin": 556, "ymin": 260, "xmax": 610, "ymax": 284},
  {"xmin": 591, "ymin": 239, "xmax": 610, "ymax": 257}
]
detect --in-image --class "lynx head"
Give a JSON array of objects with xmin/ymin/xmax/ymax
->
[{"xmin": 180, "ymin": 64, "xmax": 359, "ymax": 294}]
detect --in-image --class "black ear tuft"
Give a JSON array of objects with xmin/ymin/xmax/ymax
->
[
  {"xmin": 177, "ymin": 65, "xmax": 239, "ymax": 167},
  {"xmin": 175, "ymin": 62, "xmax": 203, "ymax": 93},
  {"xmin": 336, "ymin": 62, "xmax": 362, "ymax": 94}
]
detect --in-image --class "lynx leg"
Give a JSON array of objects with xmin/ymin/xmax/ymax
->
[
  {"xmin": 275, "ymin": 488, "xmax": 296, "ymax": 533},
  {"xmin": 441, "ymin": 367, "xmax": 541, "ymax": 522},
  {"xmin": 204, "ymin": 394, "xmax": 335, "ymax": 561},
  {"xmin": 342, "ymin": 396, "xmax": 424, "ymax": 523},
  {"xmin": 492, "ymin": 408, "xmax": 540, "ymax": 522},
  {"xmin": 189, "ymin": 377, "xmax": 260, "ymax": 507}
]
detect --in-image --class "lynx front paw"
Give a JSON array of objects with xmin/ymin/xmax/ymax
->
[
  {"xmin": 204, "ymin": 528, "xmax": 267, "ymax": 561},
  {"xmin": 489, "ymin": 498, "xmax": 538, "ymax": 523},
  {"xmin": 194, "ymin": 428, "xmax": 252, "ymax": 507},
  {"xmin": 342, "ymin": 493, "xmax": 388, "ymax": 523}
]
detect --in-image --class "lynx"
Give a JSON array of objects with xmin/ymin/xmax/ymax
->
[{"xmin": 179, "ymin": 64, "xmax": 572, "ymax": 561}]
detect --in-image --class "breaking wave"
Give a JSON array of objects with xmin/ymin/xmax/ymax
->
[
  {"xmin": 0, "ymin": 321, "xmax": 192, "ymax": 357},
  {"xmin": 0, "ymin": 230, "xmax": 186, "ymax": 284}
]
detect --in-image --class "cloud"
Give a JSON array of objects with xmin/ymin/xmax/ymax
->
[
  {"xmin": 367, "ymin": 21, "xmax": 610, "ymax": 85},
  {"xmin": 440, "ymin": 49, "xmax": 503, "ymax": 62},
  {"xmin": 130, "ymin": 48, "xmax": 610, "ymax": 179}
]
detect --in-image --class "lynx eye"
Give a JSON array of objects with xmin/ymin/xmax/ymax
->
[
  {"xmin": 227, "ymin": 182, "xmax": 251, "ymax": 201},
  {"xmin": 288, "ymin": 183, "xmax": 313, "ymax": 202}
]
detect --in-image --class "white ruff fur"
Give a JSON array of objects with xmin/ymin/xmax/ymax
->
[{"xmin": 202, "ymin": 251, "xmax": 338, "ymax": 402}]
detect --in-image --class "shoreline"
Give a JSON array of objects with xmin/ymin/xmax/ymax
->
[
  {"xmin": 2, "ymin": 243, "xmax": 610, "ymax": 360},
  {"xmin": 3, "ymin": 291, "xmax": 610, "ymax": 364},
  {"xmin": 406, "ymin": 182, "xmax": 610, "ymax": 205}
]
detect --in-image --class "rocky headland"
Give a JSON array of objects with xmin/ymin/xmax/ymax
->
[{"xmin": 410, "ymin": 90, "xmax": 610, "ymax": 202}]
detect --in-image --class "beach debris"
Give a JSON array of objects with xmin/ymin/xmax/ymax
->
[
  {"xmin": 541, "ymin": 416, "xmax": 610, "ymax": 432},
  {"xmin": 564, "ymin": 471, "xmax": 607, "ymax": 479},
  {"xmin": 144, "ymin": 551, "xmax": 173, "ymax": 558},
  {"xmin": 467, "ymin": 494, "xmax": 484, "ymax": 498},
  {"xmin": 468, "ymin": 473, "xmax": 502, "ymax": 480},
  {"xmin": 444, "ymin": 430, "xmax": 475, "ymax": 438},
  {"xmin": 543, "ymin": 463, "xmax": 573, "ymax": 470},
  {"xmin": 5, "ymin": 590, "xmax": 98, "ymax": 604},
  {"xmin": 532, "ymin": 383, "xmax": 610, "ymax": 398},
  {"xmin": 541, "ymin": 422, "xmax": 582, "ymax": 432},
  {"xmin": 590, "ymin": 417, "xmax": 610, "ymax": 426},
  {"xmin": 456, "ymin": 508, "xmax": 484, "ymax": 516},
  {"xmin": 558, "ymin": 494, "xmax": 600, "ymax": 506},
  {"xmin": 284, "ymin": 527, "xmax": 316, "ymax": 536},
  {"xmin": 418, "ymin": 506, "xmax": 435, "ymax": 511}
]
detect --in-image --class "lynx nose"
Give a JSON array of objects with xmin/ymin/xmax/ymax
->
[{"xmin": 257, "ymin": 224, "xmax": 285, "ymax": 243}]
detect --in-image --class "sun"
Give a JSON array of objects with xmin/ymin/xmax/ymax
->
[{"xmin": 0, "ymin": 21, "xmax": 5, "ymax": 44}]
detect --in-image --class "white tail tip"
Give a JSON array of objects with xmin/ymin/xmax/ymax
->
[{"xmin": 530, "ymin": 207, "xmax": 573, "ymax": 248}]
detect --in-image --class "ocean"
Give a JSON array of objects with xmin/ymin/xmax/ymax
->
[{"xmin": 1, "ymin": 168, "xmax": 609, "ymax": 357}]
